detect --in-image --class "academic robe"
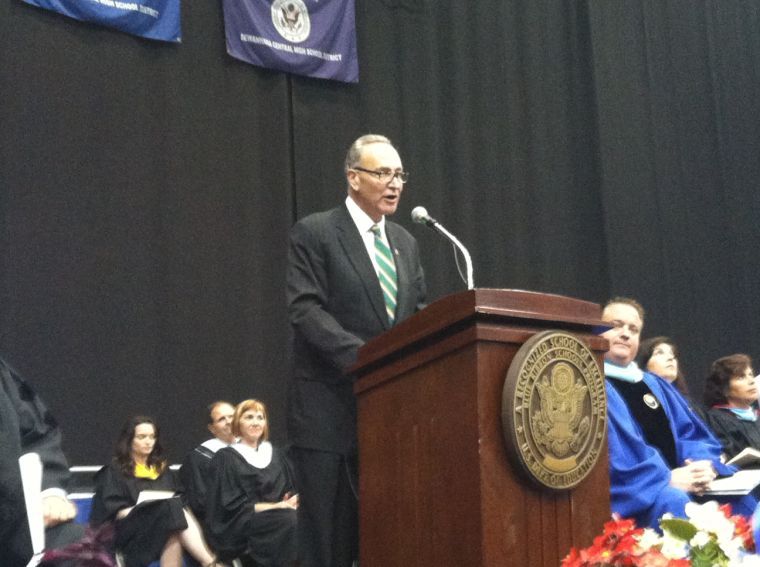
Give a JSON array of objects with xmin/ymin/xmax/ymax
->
[
  {"xmin": 0, "ymin": 357, "xmax": 83, "ymax": 567},
  {"xmin": 179, "ymin": 438, "xmax": 227, "ymax": 522},
  {"xmin": 206, "ymin": 445, "xmax": 297, "ymax": 565},
  {"xmin": 705, "ymin": 407, "xmax": 760, "ymax": 462},
  {"xmin": 606, "ymin": 372, "xmax": 756, "ymax": 528},
  {"xmin": 90, "ymin": 462, "xmax": 187, "ymax": 567}
]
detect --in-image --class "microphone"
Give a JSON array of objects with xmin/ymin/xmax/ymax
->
[
  {"xmin": 411, "ymin": 205, "xmax": 475, "ymax": 290},
  {"xmin": 411, "ymin": 206, "xmax": 437, "ymax": 227}
]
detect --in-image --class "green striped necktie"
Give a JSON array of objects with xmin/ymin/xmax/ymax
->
[{"xmin": 370, "ymin": 224, "xmax": 397, "ymax": 324}]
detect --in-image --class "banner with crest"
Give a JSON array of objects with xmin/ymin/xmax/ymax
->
[
  {"xmin": 22, "ymin": 0, "xmax": 180, "ymax": 42},
  {"xmin": 222, "ymin": 0, "xmax": 358, "ymax": 83}
]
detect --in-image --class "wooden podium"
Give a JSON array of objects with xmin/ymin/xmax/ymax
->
[{"xmin": 352, "ymin": 289, "xmax": 610, "ymax": 566}]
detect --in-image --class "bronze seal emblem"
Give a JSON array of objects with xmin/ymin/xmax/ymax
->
[{"xmin": 501, "ymin": 330, "xmax": 606, "ymax": 491}]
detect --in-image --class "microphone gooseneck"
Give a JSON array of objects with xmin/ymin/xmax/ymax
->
[{"xmin": 411, "ymin": 205, "xmax": 475, "ymax": 290}]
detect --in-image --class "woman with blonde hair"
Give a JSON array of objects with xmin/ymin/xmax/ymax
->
[{"xmin": 206, "ymin": 399, "xmax": 298, "ymax": 565}]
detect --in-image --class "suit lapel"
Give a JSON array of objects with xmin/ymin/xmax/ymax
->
[{"xmin": 334, "ymin": 206, "xmax": 390, "ymax": 330}]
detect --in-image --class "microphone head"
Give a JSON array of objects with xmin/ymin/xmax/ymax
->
[{"xmin": 411, "ymin": 206, "xmax": 430, "ymax": 224}]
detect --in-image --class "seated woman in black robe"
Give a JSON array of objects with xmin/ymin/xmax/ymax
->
[
  {"xmin": 703, "ymin": 354, "xmax": 760, "ymax": 462},
  {"xmin": 90, "ymin": 415, "xmax": 222, "ymax": 567},
  {"xmin": 206, "ymin": 399, "xmax": 298, "ymax": 566}
]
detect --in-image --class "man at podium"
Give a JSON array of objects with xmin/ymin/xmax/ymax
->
[{"xmin": 286, "ymin": 134, "xmax": 427, "ymax": 567}]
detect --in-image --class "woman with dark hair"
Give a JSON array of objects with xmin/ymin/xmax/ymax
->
[
  {"xmin": 636, "ymin": 336, "xmax": 690, "ymax": 397},
  {"xmin": 703, "ymin": 354, "xmax": 760, "ymax": 461},
  {"xmin": 90, "ymin": 416, "xmax": 221, "ymax": 567},
  {"xmin": 206, "ymin": 399, "xmax": 298, "ymax": 565}
]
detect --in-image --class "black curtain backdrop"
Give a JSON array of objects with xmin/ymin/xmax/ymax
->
[
  {"xmin": 1, "ymin": 0, "xmax": 758, "ymax": 464},
  {"xmin": 589, "ymin": 0, "xmax": 760, "ymax": 397}
]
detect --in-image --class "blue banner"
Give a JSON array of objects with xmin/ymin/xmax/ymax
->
[
  {"xmin": 223, "ymin": 0, "xmax": 358, "ymax": 83},
  {"xmin": 22, "ymin": 0, "xmax": 180, "ymax": 42}
]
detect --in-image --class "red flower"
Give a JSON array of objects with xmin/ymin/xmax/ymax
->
[
  {"xmin": 635, "ymin": 550, "xmax": 670, "ymax": 566},
  {"xmin": 719, "ymin": 503, "xmax": 755, "ymax": 552},
  {"xmin": 562, "ymin": 516, "xmax": 646, "ymax": 566},
  {"xmin": 561, "ymin": 547, "xmax": 583, "ymax": 567},
  {"xmin": 564, "ymin": 507, "xmax": 755, "ymax": 566}
]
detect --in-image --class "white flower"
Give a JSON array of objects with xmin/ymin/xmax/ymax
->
[
  {"xmin": 635, "ymin": 528, "xmax": 662, "ymax": 552},
  {"xmin": 685, "ymin": 501, "xmax": 735, "ymax": 544},
  {"xmin": 679, "ymin": 500, "xmax": 750, "ymax": 563},
  {"xmin": 660, "ymin": 531, "xmax": 688, "ymax": 559},
  {"xmin": 685, "ymin": 501, "xmax": 719, "ymax": 529},
  {"xmin": 738, "ymin": 554, "xmax": 760, "ymax": 566},
  {"xmin": 721, "ymin": 538, "xmax": 744, "ymax": 563},
  {"xmin": 689, "ymin": 530, "xmax": 711, "ymax": 548}
]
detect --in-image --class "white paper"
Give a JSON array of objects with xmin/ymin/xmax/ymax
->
[
  {"xmin": 136, "ymin": 490, "xmax": 175, "ymax": 504},
  {"xmin": 702, "ymin": 469, "xmax": 760, "ymax": 496},
  {"xmin": 19, "ymin": 452, "xmax": 44, "ymax": 556}
]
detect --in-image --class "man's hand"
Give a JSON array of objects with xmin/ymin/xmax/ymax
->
[
  {"xmin": 42, "ymin": 495, "xmax": 77, "ymax": 527},
  {"xmin": 670, "ymin": 459, "xmax": 717, "ymax": 495}
]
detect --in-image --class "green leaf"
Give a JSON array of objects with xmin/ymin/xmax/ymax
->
[
  {"xmin": 691, "ymin": 556, "xmax": 727, "ymax": 567},
  {"xmin": 691, "ymin": 540, "xmax": 728, "ymax": 567},
  {"xmin": 659, "ymin": 518, "xmax": 697, "ymax": 541}
]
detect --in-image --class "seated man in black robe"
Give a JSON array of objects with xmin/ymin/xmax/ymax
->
[
  {"xmin": 0, "ymin": 356, "xmax": 84, "ymax": 567},
  {"xmin": 179, "ymin": 401, "xmax": 236, "ymax": 524}
]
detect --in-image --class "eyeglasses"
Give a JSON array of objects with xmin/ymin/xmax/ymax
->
[{"xmin": 352, "ymin": 167, "xmax": 410, "ymax": 185}]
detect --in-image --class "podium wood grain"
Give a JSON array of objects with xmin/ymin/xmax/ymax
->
[{"xmin": 353, "ymin": 289, "xmax": 610, "ymax": 566}]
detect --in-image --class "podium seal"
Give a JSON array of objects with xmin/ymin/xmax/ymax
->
[{"xmin": 501, "ymin": 330, "xmax": 606, "ymax": 491}]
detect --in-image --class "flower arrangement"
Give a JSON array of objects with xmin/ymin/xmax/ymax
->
[{"xmin": 562, "ymin": 501, "xmax": 759, "ymax": 566}]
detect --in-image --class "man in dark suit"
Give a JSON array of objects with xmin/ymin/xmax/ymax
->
[{"xmin": 287, "ymin": 134, "xmax": 427, "ymax": 567}]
